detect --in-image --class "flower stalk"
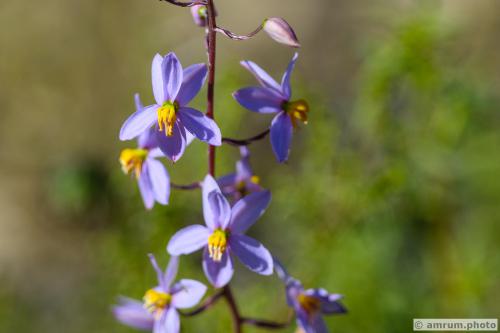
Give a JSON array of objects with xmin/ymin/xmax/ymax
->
[
  {"xmin": 222, "ymin": 128, "xmax": 271, "ymax": 146},
  {"xmin": 114, "ymin": 1, "xmax": 347, "ymax": 332},
  {"xmin": 206, "ymin": 0, "xmax": 217, "ymax": 177}
]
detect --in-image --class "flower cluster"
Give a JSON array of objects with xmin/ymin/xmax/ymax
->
[{"xmin": 114, "ymin": 1, "xmax": 346, "ymax": 333}]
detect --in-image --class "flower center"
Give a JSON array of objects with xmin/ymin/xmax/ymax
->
[
  {"xmin": 236, "ymin": 176, "xmax": 260, "ymax": 197},
  {"xmin": 208, "ymin": 229, "xmax": 229, "ymax": 262},
  {"xmin": 284, "ymin": 99, "xmax": 309, "ymax": 128},
  {"xmin": 143, "ymin": 289, "xmax": 172, "ymax": 316},
  {"xmin": 198, "ymin": 6, "xmax": 208, "ymax": 19},
  {"xmin": 119, "ymin": 148, "xmax": 148, "ymax": 178},
  {"xmin": 157, "ymin": 101, "xmax": 178, "ymax": 136},
  {"xmin": 297, "ymin": 294, "xmax": 321, "ymax": 315}
]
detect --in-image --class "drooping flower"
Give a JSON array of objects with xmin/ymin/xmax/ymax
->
[
  {"xmin": 120, "ymin": 52, "xmax": 221, "ymax": 162},
  {"xmin": 167, "ymin": 175, "xmax": 273, "ymax": 288},
  {"xmin": 113, "ymin": 255, "xmax": 207, "ymax": 333},
  {"xmin": 218, "ymin": 147, "xmax": 262, "ymax": 202},
  {"xmin": 263, "ymin": 18, "xmax": 300, "ymax": 48},
  {"xmin": 119, "ymin": 94, "xmax": 170, "ymax": 210},
  {"xmin": 233, "ymin": 53, "xmax": 308, "ymax": 163},
  {"xmin": 274, "ymin": 259, "xmax": 347, "ymax": 333}
]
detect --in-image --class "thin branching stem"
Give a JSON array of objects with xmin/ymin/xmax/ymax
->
[
  {"xmin": 180, "ymin": 290, "xmax": 225, "ymax": 316},
  {"xmin": 158, "ymin": 0, "xmax": 207, "ymax": 7},
  {"xmin": 241, "ymin": 316, "xmax": 293, "ymax": 329},
  {"xmin": 215, "ymin": 24, "xmax": 263, "ymax": 41},
  {"xmin": 222, "ymin": 129, "xmax": 270, "ymax": 146},
  {"xmin": 170, "ymin": 182, "xmax": 201, "ymax": 190}
]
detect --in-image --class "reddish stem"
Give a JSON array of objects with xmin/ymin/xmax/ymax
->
[{"xmin": 206, "ymin": 0, "xmax": 217, "ymax": 177}]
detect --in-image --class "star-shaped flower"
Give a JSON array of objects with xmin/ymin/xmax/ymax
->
[
  {"xmin": 167, "ymin": 175, "xmax": 273, "ymax": 288},
  {"xmin": 120, "ymin": 52, "xmax": 221, "ymax": 162},
  {"xmin": 233, "ymin": 53, "xmax": 308, "ymax": 163},
  {"xmin": 113, "ymin": 255, "xmax": 207, "ymax": 333},
  {"xmin": 275, "ymin": 260, "xmax": 347, "ymax": 333}
]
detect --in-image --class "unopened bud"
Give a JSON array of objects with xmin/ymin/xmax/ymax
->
[
  {"xmin": 263, "ymin": 17, "xmax": 300, "ymax": 48},
  {"xmin": 190, "ymin": 5, "xmax": 208, "ymax": 27}
]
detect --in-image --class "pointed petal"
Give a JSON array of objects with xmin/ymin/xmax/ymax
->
[
  {"xmin": 305, "ymin": 289, "xmax": 347, "ymax": 314},
  {"xmin": 113, "ymin": 297, "xmax": 155, "ymax": 330},
  {"xmin": 176, "ymin": 63, "xmax": 208, "ymax": 106},
  {"xmin": 207, "ymin": 191, "xmax": 231, "ymax": 229},
  {"xmin": 230, "ymin": 234, "xmax": 273, "ymax": 275},
  {"xmin": 119, "ymin": 105, "xmax": 157, "ymax": 141},
  {"xmin": 240, "ymin": 60, "xmax": 281, "ymax": 92},
  {"xmin": 152, "ymin": 54, "xmax": 166, "ymax": 104},
  {"xmin": 146, "ymin": 158, "xmax": 170, "ymax": 205},
  {"xmin": 148, "ymin": 253, "xmax": 167, "ymax": 290},
  {"xmin": 270, "ymin": 112, "xmax": 293, "ymax": 163},
  {"xmin": 164, "ymin": 256, "xmax": 179, "ymax": 289},
  {"xmin": 162, "ymin": 52, "xmax": 183, "ymax": 102},
  {"xmin": 202, "ymin": 175, "xmax": 223, "ymax": 230},
  {"xmin": 281, "ymin": 53, "xmax": 299, "ymax": 99},
  {"xmin": 134, "ymin": 93, "xmax": 144, "ymax": 110},
  {"xmin": 171, "ymin": 279, "xmax": 207, "ymax": 309},
  {"xmin": 156, "ymin": 122, "xmax": 187, "ymax": 162},
  {"xmin": 167, "ymin": 225, "xmax": 210, "ymax": 255},
  {"xmin": 178, "ymin": 107, "xmax": 221, "ymax": 146},
  {"xmin": 202, "ymin": 247, "xmax": 234, "ymax": 288},
  {"xmin": 233, "ymin": 87, "xmax": 284, "ymax": 114},
  {"xmin": 138, "ymin": 165, "xmax": 155, "ymax": 210},
  {"xmin": 230, "ymin": 191, "xmax": 271, "ymax": 234}
]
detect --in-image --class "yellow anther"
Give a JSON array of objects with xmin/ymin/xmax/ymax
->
[
  {"xmin": 284, "ymin": 99, "xmax": 309, "ymax": 128},
  {"xmin": 119, "ymin": 148, "xmax": 148, "ymax": 178},
  {"xmin": 297, "ymin": 294, "xmax": 321, "ymax": 315},
  {"xmin": 143, "ymin": 289, "xmax": 172, "ymax": 314},
  {"xmin": 157, "ymin": 102, "xmax": 178, "ymax": 136},
  {"xmin": 208, "ymin": 229, "xmax": 228, "ymax": 262},
  {"xmin": 250, "ymin": 176, "xmax": 260, "ymax": 184}
]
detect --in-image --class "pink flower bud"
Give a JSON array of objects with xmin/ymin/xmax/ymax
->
[
  {"xmin": 190, "ymin": 5, "xmax": 208, "ymax": 27},
  {"xmin": 263, "ymin": 18, "xmax": 300, "ymax": 48}
]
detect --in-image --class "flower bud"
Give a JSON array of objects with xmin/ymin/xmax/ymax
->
[
  {"xmin": 190, "ymin": 5, "xmax": 208, "ymax": 27},
  {"xmin": 263, "ymin": 17, "xmax": 300, "ymax": 48}
]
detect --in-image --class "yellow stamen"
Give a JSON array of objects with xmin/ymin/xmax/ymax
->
[
  {"xmin": 284, "ymin": 99, "xmax": 309, "ymax": 128},
  {"xmin": 250, "ymin": 175, "xmax": 260, "ymax": 184},
  {"xmin": 119, "ymin": 148, "xmax": 148, "ymax": 178},
  {"xmin": 143, "ymin": 289, "xmax": 172, "ymax": 316},
  {"xmin": 297, "ymin": 294, "xmax": 321, "ymax": 315},
  {"xmin": 208, "ymin": 229, "xmax": 228, "ymax": 262},
  {"xmin": 157, "ymin": 102, "xmax": 178, "ymax": 136}
]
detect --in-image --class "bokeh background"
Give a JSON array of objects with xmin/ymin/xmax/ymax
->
[{"xmin": 1, "ymin": 0, "xmax": 499, "ymax": 332}]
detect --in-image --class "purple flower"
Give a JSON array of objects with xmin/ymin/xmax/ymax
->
[
  {"xmin": 274, "ymin": 260, "xmax": 347, "ymax": 333},
  {"xmin": 113, "ymin": 255, "xmax": 207, "ymax": 333},
  {"xmin": 120, "ymin": 52, "xmax": 221, "ymax": 162},
  {"xmin": 119, "ymin": 94, "xmax": 170, "ymax": 210},
  {"xmin": 218, "ymin": 147, "xmax": 262, "ymax": 202},
  {"xmin": 167, "ymin": 175, "xmax": 273, "ymax": 288},
  {"xmin": 233, "ymin": 53, "xmax": 309, "ymax": 163}
]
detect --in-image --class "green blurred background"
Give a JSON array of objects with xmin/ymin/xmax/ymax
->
[{"xmin": 1, "ymin": 0, "xmax": 499, "ymax": 332}]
